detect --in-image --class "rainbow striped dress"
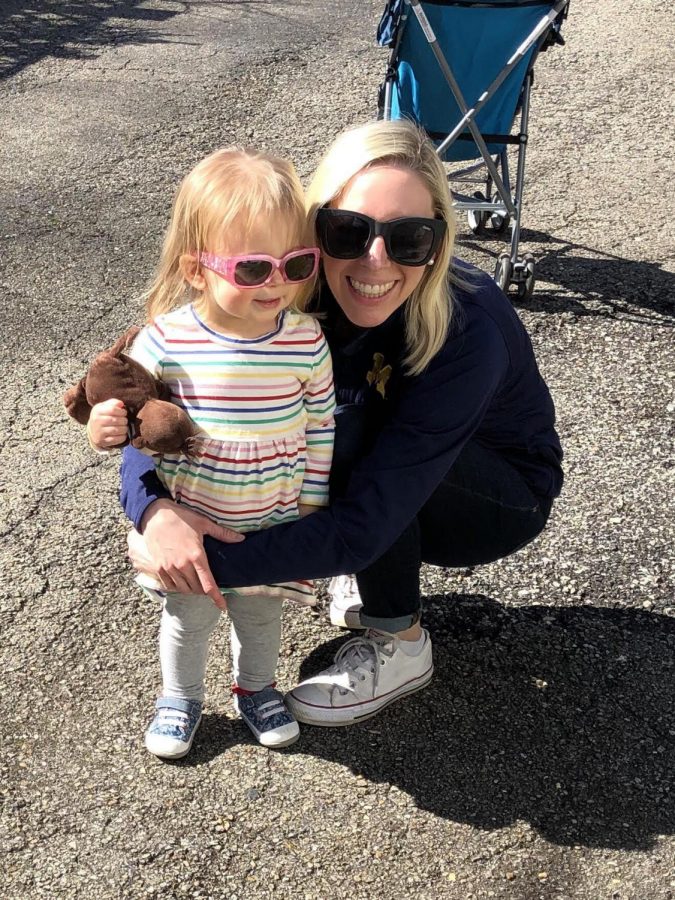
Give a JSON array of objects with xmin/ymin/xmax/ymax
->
[{"xmin": 130, "ymin": 303, "xmax": 335, "ymax": 605}]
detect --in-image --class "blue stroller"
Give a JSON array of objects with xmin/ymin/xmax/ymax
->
[{"xmin": 378, "ymin": 0, "xmax": 570, "ymax": 299}]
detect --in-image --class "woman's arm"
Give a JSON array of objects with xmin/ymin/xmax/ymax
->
[
  {"xmin": 123, "ymin": 299, "xmax": 511, "ymax": 588},
  {"xmin": 120, "ymin": 445, "xmax": 172, "ymax": 531},
  {"xmin": 203, "ymin": 311, "xmax": 509, "ymax": 585},
  {"xmin": 120, "ymin": 446, "xmax": 245, "ymax": 605}
]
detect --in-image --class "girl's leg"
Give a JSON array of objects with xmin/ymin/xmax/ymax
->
[
  {"xmin": 227, "ymin": 592, "xmax": 299, "ymax": 747},
  {"xmin": 145, "ymin": 592, "xmax": 221, "ymax": 760},
  {"xmin": 226, "ymin": 593, "xmax": 283, "ymax": 693},
  {"xmin": 355, "ymin": 440, "xmax": 552, "ymax": 634},
  {"xmin": 159, "ymin": 592, "xmax": 222, "ymax": 701}
]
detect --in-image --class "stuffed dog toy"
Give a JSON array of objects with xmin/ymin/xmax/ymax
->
[{"xmin": 63, "ymin": 326, "xmax": 196, "ymax": 454}]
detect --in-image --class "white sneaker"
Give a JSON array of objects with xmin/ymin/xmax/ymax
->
[
  {"xmin": 286, "ymin": 629, "xmax": 433, "ymax": 726},
  {"xmin": 328, "ymin": 575, "xmax": 364, "ymax": 629}
]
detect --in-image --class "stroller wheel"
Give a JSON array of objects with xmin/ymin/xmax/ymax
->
[
  {"xmin": 489, "ymin": 210, "xmax": 511, "ymax": 234},
  {"xmin": 467, "ymin": 191, "xmax": 487, "ymax": 234},
  {"xmin": 516, "ymin": 255, "xmax": 536, "ymax": 300},
  {"xmin": 494, "ymin": 253, "xmax": 512, "ymax": 292}
]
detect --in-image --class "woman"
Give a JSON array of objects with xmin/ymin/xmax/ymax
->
[{"xmin": 119, "ymin": 119, "xmax": 563, "ymax": 727}]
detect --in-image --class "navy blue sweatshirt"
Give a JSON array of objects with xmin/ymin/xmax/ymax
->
[{"xmin": 120, "ymin": 264, "xmax": 563, "ymax": 587}]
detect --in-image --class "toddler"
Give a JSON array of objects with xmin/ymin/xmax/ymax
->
[{"xmin": 88, "ymin": 148, "xmax": 335, "ymax": 757}]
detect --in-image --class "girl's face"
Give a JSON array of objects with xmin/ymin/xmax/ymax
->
[
  {"xmin": 321, "ymin": 165, "xmax": 436, "ymax": 329},
  {"xmin": 192, "ymin": 216, "xmax": 305, "ymax": 339}
]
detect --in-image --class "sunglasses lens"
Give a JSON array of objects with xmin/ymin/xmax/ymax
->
[
  {"xmin": 283, "ymin": 252, "xmax": 315, "ymax": 282},
  {"xmin": 233, "ymin": 259, "xmax": 274, "ymax": 286},
  {"xmin": 389, "ymin": 222, "xmax": 437, "ymax": 265},
  {"xmin": 320, "ymin": 213, "xmax": 370, "ymax": 259}
]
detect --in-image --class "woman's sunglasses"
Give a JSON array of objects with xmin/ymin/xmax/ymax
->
[
  {"xmin": 198, "ymin": 248, "xmax": 320, "ymax": 288},
  {"xmin": 316, "ymin": 208, "xmax": 446, "ymax": 267}
]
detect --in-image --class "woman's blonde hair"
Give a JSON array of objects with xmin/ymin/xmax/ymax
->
[
  {"xmin": 145, "ymin": 148, "xmax": 312, "ymax": 321},
  {"xmin": 307, "ymin": 119, "xmax": 458, "ymax": 375}
]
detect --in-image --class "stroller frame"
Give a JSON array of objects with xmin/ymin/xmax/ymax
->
[{"xmin": 381, "ymin": 0, "xmax": 570, "ymax": 299}]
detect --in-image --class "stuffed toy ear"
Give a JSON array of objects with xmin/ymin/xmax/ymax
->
[
  {"xmin": 108, "ymin": 325, "xmax": 141, "ymax": 358},
  {"xmin": 63, "ymin": 377, "xmax": 93, "ymax": 425}
]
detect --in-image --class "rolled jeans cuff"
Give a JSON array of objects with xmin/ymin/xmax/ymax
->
[{"xmin": 359, "ymin": 609, "xmax": 421, "ymax": 634}]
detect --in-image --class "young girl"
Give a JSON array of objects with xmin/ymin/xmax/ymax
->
[{"xmin": 88, "ymin": 147, "xmax": 335, "ymax": 757}]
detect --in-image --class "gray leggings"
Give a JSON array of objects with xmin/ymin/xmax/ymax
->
[{"xmin": 158, "ymin": 591, "xmax": 283, "ymax": 700}]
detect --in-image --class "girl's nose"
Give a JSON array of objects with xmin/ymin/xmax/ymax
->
[
  {"xmin": 364, "ymin": 235, "xmax": 390, "ymax": 268},
  {"xmin": 268, "ymin": 265, "xmax": 286, "ymax": 286}
]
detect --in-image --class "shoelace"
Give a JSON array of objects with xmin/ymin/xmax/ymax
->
[
  {"xmin": 331, "ymin": 631, "xmax": 394, "ymax": 696},
  {"xmin": 254, "ymin": 697, "xmax": 286, "ymax": 721},
  {"xmin": 155, "ymin": 708, "xmax": 192, "ymax": 733}
]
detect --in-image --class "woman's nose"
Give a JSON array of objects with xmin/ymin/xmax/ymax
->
[{"xmin": 364, "ymin": 235, "xmax": 390, "ymax": 267}]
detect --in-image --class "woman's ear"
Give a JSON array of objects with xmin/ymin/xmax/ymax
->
[{"xmin": 179, "ymin": 253, "xmax": 207, "ymax": 290}]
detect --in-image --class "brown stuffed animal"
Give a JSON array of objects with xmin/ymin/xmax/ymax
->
[{"xmin": 63, "ymin": 326, "xmax": 196, "ymax": 454}]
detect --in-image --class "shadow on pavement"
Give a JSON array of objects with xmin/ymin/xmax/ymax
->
[
  {"xmin": 157, "ymin": 713, "xmax": 245, "ymax": 766},
  {"xmin": 457, "ymin": 230, "xmax": 675, "ymax": 324},
  {"xmin": 0, "ymin": 0, "xmax": 182, "ymax": 80},
  {"xmin": 292, "ymin": 595, "xmax": 675, "ymax": 851}
]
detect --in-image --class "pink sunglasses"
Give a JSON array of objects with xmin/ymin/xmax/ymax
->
[{"xmin": 198, "ymin": 248, "xmax": 320, "ymax": 288}]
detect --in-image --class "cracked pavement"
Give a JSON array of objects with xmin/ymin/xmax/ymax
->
[{"xmin": 1, "ymin": 1, "xmax": 673, "ymax": 898}]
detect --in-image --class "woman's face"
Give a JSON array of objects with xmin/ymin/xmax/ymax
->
[{"xmin": 322, "ymin": 164, "xmax": 436, "ymax": 328}]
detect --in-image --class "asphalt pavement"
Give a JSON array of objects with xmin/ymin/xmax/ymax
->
[{"xmin": 1, "ymin": 1, "xmax": 673, "ymax": 898}]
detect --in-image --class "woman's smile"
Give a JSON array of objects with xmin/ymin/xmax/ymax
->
[{"xmin": 347, "ymin": 277, "xmax": 397, "ymax": 300}]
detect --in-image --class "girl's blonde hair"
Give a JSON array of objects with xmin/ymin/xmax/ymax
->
[
  {"xmin": 306, "ymin": 119, "xmax": 458, "ymax": 375},
  {"xmin": 145, "ymin": 148, "xmax": 312, "ymax": 321}
]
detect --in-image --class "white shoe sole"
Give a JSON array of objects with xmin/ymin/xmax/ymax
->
[
  {"xmin": 234, "ymin": 698, "xmax": 301, "ymax": 748},
  {"xmin": 286, "ymin": 665, "xmax": 433, "ymax": 727},
  {"xmin": 257, "ymin": 728, "xmax": 300, "ymax": 748},
  {"xmin": 145, "ymin": 715, "xmax": 202, "ymax": 759},
  {"xmin": 241, "ymin": 721, "xmax": 300, "ymax": 748}
]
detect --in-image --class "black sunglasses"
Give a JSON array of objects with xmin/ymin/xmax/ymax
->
[{"xmin": 316, "ymin": 208, "xmax": 446, "ymax": 267}]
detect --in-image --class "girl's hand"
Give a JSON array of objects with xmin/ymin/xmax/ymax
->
[
  {"xmin": 130, "ymin": 499, "xmax": 245, "ymax": 610},
  {"xmin": 298, "ymin": 503, "xmax": 318, "ymax": 518},
  {"xmin": 88, "ymin": 398, "xmax": 128, "ymax": 450}
]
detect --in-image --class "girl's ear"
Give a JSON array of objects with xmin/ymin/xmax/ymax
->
[{"xmin": 179, "ymin": 253, "xmax": 206, "ymax": 290}]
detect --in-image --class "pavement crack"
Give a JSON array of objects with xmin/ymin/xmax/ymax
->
[{"xmin": 0, "ymin": 458, "xmax": 105, "ymax": 541}]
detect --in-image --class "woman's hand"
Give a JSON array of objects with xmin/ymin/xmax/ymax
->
[
  {"xmin": 131, "ymin": 499, "xmax": 245, "ymax": 610},
  {"xmin": 88, "ymin": 398, "xmax": 128, "ymax": 450}
]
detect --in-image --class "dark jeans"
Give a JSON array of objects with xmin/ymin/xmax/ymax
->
[{"xmin": 352, "ymin": 441, "xmax": 553, "ymax": 633}]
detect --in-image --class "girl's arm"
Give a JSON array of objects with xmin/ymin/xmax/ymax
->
[{"xmin": 298, "ymin": 325, "xmax": 336, "ymax": 512}]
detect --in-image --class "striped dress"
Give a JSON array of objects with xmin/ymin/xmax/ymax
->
[{"xmin": 130, "ymin": 303, "xmax": 336, "ymax": 605}]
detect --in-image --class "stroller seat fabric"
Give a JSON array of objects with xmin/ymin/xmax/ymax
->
[{"xmin": 377, "ymin": 0, "xmax": 570, "ymax": 299}]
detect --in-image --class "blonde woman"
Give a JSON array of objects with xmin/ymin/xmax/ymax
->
[{"xmin": 120, "ymin": 120, "xmax": 563, "ymax": 729}]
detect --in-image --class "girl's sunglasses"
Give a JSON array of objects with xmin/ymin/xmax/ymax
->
[
  {"xmin": 316, "ymin": 208, "xmax": 446, "ymax": 267},
  {"xmin": 198, "ymin": 248, "xmax": 320, "ymax": 288}
]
